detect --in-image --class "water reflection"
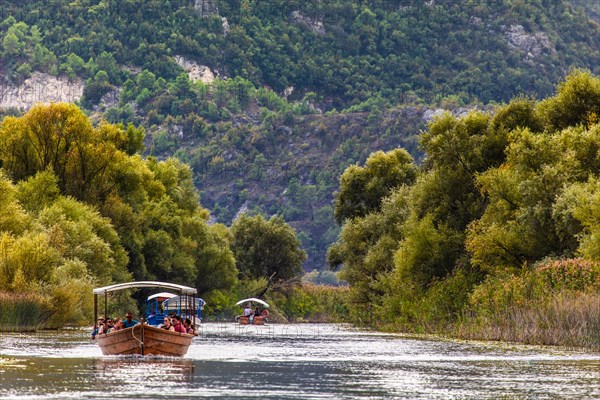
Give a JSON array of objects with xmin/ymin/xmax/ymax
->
[
  {"xmin": 91, "ymin": 358, "xmax": 195, "ymax": 389},
  {"xmin": 1, "ymin": 324, "xmax": 600, "ymax": 399}
]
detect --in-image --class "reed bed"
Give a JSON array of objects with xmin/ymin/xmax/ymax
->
[
  {"xmin": 454, "ymin": 259, "xmax": 600, "ymax": 348},
  {"xmin": 0, "ymin": 292, "xmax": 53, "ymax": 332},
  {"xmin": 457, "ymin": 292, "xmax": 600, "ymax": 348}
]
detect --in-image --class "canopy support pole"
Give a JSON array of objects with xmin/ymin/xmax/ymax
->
[{"xmin": 94, "ymin": 294, "xmax": 98, "ymax": 330}]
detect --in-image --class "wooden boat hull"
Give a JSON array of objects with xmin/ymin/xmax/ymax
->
[
  {"xmin": 96, "ymin": 324, "xmax": 194, "ymax": 356},
  {"xmin": 238, "ymin": 316, "xmax": 265, "ymax": 325}
]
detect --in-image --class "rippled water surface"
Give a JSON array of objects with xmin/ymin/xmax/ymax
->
[{"xmin": 1, "ymin": 323, "xmax": 599, "ymax": 399}]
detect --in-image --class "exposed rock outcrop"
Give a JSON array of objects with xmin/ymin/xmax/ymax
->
[
  {"xmin": 194, "ymin": 0, "xmax": 219, "ymax": 17},
  {"xmin": 221, "ymin": 17, "xmax": 230, "ymax": 36},
  {"xmin": 422, "ymin": 106, "xmax": 482, "ymax": 122},
  {"xmin": 93, "ymin": 88, "xmax": 121, "ymax": 112},
  {"xmin": 422, "ymin": 108, "xmax": 445, "ymax": 122},
  {"xmin": 504, "ymin": 24, "xmax": 555, "ymax": 58},
  {"xmin": 291, "ymin": 11, "xmax": 326, "ymax": 35},
  {"xmin": 0, "ymin": 72, "xmax": 84, "ymax": 110},
  {"xmin": 173, "ymin": 56, "xmax": 215, "ymax": 83}
]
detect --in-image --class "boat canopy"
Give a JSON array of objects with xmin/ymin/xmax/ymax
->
[
  {"xmin": 163, "ymin": 296, "xmax": 206, "ymax": 311},
  {"xmin": 93, "ymin": 281, "xmax": 197, "ymax": 295},
  {"xmin": 147, "ymin": 292, "xmax": 177, "ymax": 301},
  {"xmin": 236, "ymin": 298, "xmax": 269, "ymax": 308}
]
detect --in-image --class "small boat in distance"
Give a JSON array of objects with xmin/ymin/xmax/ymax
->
[
  {"xmin": 235, "ymin": 298, "xmax": 270, "ymax": 325},
  {"xmin": 93, "ymin": 281, "xmax": 197, "ymax": 356}
]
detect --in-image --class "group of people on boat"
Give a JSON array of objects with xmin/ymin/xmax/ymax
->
[
  {"xmin": 91, "ymin": 312, "xmax": 138, "ymax": 339},
  {"xmin": 160, "ymin": 313, "xmax": 195, "ymax": 335},
  {"xmin": 242, "ymin": 304, "xmax": 269, "ymax": 324}
]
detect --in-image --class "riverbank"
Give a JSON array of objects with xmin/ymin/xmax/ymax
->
[
  {"xmin": 291, "ymin": 260, "xmax": 600, "ymax": 350},
  {"xmin": 454, "ymin": 293, "xmax": 600, "ymax": 349},
  {"xmin": 0, "ymin": 292, "xmax": 53, "ymax": 332},
  {"xmin": 453, "ymin": 259, "xmax": 600, "ymax": 349}
]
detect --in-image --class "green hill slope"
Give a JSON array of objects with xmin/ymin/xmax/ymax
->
[
  {"xmin": 1, "ymin": 0, "xmax": 599, "ymax": 270},
  {"xmin": 2, "ymin": 0, "xmax": 599, "ymax": 107}
]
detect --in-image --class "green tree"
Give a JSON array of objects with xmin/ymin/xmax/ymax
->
[
  {"xmin": 231, "ymin": 214, "xmax": 306, "ymax": 282},
  {"xmin": 61, "ymin": 53, "xmax": 86, "ymax": 79},
  {"xmin": 537, "ymin": 69, "xmax": 600, "ymax": 132},
  {"xmin": 328, "ymin": 187, "xmax": 411, "ymax": 322},
  {"xmin": 2, "ymin": 31, "xmax": 22, "ymax": 57},
  {"xmin": 334, "ymin": 148, "xmax": 418, "ymax": 224},
  {"xmin": 0, "ymin": 103, "xmax": 128, "ymax": 203}
]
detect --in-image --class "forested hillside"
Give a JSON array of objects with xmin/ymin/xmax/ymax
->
[
  {"xmin": 2, "ymin": 0, "xmax": 599, "ymax": 106},
  {"xmin": 1, "ymin": 0, "xmax": 599, "ymax": 270}
]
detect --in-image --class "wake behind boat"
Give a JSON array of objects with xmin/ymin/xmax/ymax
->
[{"xmin": 92, "ymin": 281, "xmax": 198, "ymax": 356}]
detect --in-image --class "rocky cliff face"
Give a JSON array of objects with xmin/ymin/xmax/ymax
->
[
  {"xmin": 291, "ymin": 11, "xmax": 326, "ymax": 35},
  {"xmin": 174, "ymin": 56, "xmax": 216, "ymax": 83},
  {"xmin": 0, "ymin": 72, "xmax": 84, "ymax": 110},
  {"xmin": 194, "ymin": 0, "xmax": 219, "ymax": 17},
  {"xmin": 504, "ymin": 25, "xmax": 556, "ymax": 59}
]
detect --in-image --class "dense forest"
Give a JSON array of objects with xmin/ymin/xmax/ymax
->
[
  {"xmin": 1, "ymin": 1, "xmax": 600, "ymax": 345},
  {"xmin": 2, "ymin": 0, "xmax": 599, "ymax": 106},
  {"xmin": 329, "ymin": 70, "xmax": 600, "ymax": 346},
  {"xmin": 1, "ymin": 0, "xmax": 599, "ymax": 270}
]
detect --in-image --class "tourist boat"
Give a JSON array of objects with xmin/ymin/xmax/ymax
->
[
  {"xmin": 93, "ymin": 281, "xmax": 198, "ymax": 356},
  {"xmin": 236, "ymin": 297, "xmax": 270, "ymax": 325}
]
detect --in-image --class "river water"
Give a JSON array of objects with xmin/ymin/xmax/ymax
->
[{"xmin": 0, "ymin": 323, "xmax": 599, "ymax": 399}]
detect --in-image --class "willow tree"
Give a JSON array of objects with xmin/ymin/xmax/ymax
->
[
  {"xmin": 0, "ymin": 104, "xmax": 237, "ymax": 298},
  {"xmin": 0, "ymin": 170, "xmax": 130, "ymax": 328},
  {"xmin": 231, "ymin": 214, "xmax": 306, "ymax": 283},
  {"xmin": 0, "ymin": 103, "xmax": 139, "ymax": 203},
  {"xmin": 328, "ymin": 148, "xmax": 417, "ymax": 324},
  {"xmin": 334, "ymin": 148, "xmax": 418, "ymax": 224}
]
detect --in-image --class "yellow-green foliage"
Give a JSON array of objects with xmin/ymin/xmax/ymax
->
[
  {"xmin": 45, "ymin": 260, "xmax": 95, "ymax": 329},
  {"xmin": 279, "ymin": 284, "xmax": 350, "ymax": 322},
  {"xmin": 470, "ymin": 259, "xmax": 600, "ymax": 313},
  {"xmin": 0, "ymin": 172, "xmax": 128, "ymax": 329},
  {"xmin": 0, "ymin": 104, "xmax": 239, "ymax": 330},
  {"xmin": 380, "ymin": 264, "xmax": 482, "ymax": 333},
  {"xmin": 0, "ymin": 291, "xmax": 53, "ymax": 332},
  {"xmin": 465, "ymin": 259, "xmax": 600, "ymax": 347},
  {"xmin": 201, "ymin": 289, "xmax": 239, "ymax": 319},
  {"xmin": 0, "ymin": 171, "xmax": 32, "ymax": 234},
  {"xmin": 330, "ymin": 70, "xmax": 600, "ymax": 345},
  {"xmin": 556, "ymin": 176, "xmax": 600, "ymax": 261},
  {"xmin": 537, "ymin": 70, "xmax": 600, "ymax": 131}
]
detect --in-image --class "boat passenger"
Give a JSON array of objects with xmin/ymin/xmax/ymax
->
[
  {"xmin": 183, "ymin": 318, "xmax": 194, "ymax": 335},
  {"xmin": 91, "ymin": 317, "xmax": 105, "ymax": 339},
  {"xmin": 110, "ymin": 318, "xmax": 124, "ymax": 333},
  {"xmin": 161, "ymin": 316, "xmax": 175, "ymax": 332},
  {"xmin": 98, "ymin": 318, "xmax": 111, "ymax": 335},
  {"xmin": 123, "ymin": 311, "xmax": 138, "ymax": 328},
  {"xmin": 243, "ymin": 304, "xmax": 252, "ymax": 317},
  {"xmin": 172, "ymin": 315, "xmax": 185, "ymax": 333}
]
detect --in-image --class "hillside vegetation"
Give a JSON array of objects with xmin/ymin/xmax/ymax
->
[
  {"xmin": 1, "ymin": 0, "xmax": 600, "ymax": 344},
  {"xmin": 1, "ymin": 0, "xmax": 599, "ymax": 270},
  {"xmin": 2, "ymin": 0, "xmax": 599, "ymax": 107}
]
